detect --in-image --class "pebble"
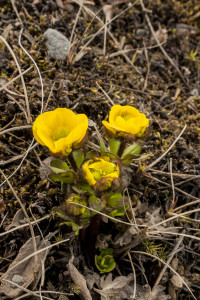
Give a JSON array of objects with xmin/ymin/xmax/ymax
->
[
  {"xmin": 12, "ymin": 275, "xmax": 24, "ymax": 286},
  {"xmin": 43, "ymin": 28, "xmax": 70, "ymax": 61}
]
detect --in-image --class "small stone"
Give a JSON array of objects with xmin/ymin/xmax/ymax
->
[
  {"xmin": 170, "ymin": 274, "xmax": 183, "ymax": 289},
  {"xmin": 43, "ymin": 28, "xmax": 70, "ymax": 61},
  {"xmin": 12, "ymin": 275, "xmax": 24, "ymax": 286},
  {"xmin": 136, "ymin": 29, "xmax": 146, "ymax": 37}
]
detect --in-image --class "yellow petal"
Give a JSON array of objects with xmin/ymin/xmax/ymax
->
[{"xmin": 32, "ymin": 108, "xmax": 88, "ymax": 156}]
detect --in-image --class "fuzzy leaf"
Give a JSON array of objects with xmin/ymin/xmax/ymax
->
[
  {"xmin": 50, "ymin": 159, "xmax": 69, "ymax": 173},
  {"xmin": 109, "ymin": 138, "xmax": 121, "ymax": 155},
  {"xmin": 121, "ymin": 143, "xmax": 141, "ymax": 160},
  {"xmin": 49, "ymin": 170, "xmax": 75, "ymax": 183},
  {"xmin": 72, "ymin": 150, "xmax": 84, "ymax": 168}
]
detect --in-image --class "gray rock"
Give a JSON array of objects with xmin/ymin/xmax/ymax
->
[
  {"xmin": 12, "ymin": 275, "xmax": 24, "ymax": 287},
  {"xmin": 43, "ymin": 28, "xmax": 70, "ymax": 61}
]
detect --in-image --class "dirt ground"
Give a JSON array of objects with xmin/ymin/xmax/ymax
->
[{"xmin": 0, "ymin": 0, "xmax": 200, "ymax": 299}]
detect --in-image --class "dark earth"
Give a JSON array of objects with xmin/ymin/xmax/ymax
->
[{"xmin": 0, "ymin": 0, "xmax": 200, "ymax": 299}]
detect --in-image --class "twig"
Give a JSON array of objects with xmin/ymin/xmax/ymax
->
[
  {"xmin": 69, "ymin": 0, "xmax": 84, "ymax": 45},
  {"xmin": 127, "ymin": 252, "xmax": 137, "ymax": 298},
  {"xmin": 2, "ymin": 279, "xmax": 55, "ymax": 300},
  {"xmin": 0, "ymin": 237, "xmax": 70, "ymax": 281},
  {"xmin": 76, "ymin": 0, "xmax": 141, "ymax": 73},
  {"xmin": 132, "ymin": 250, "xmax": 197, "ymax": 300},
  {"xmin": 0, "ymin": 170, "xmax": 38, "ymax": 266},
  {"xmin": 139, "ymin": 0, "xmax": 188, "ymax": 86},
  {"xmin": 145, "ymin": 173, "xmax": 200, "ymax": 202},
  {"xmin": 149, "ymin": 230, "xmax": 200, "ymax": 243},
  {"xmin": 96, "ymin": 82, "xmax": 115, "ymax": 106},
  {"xmin": 43, "ymin": 82, "xmax": 55, "ymax": 112},
  {"xmin": 0, "ymin": 66, "xmax": 33, "ymax": 92},
  {"xmin": 0, "ymin": 125, "xmax": 32, "ymax": 136},
  {"xmin": 0, "ymin": 116, "xmax": 16, "ymax": 132},
  {"xmin": 173, "ymin": 198, "xmax": 200, "ymax": 213},
  {"xmin": 169, "ymin": 158, "xmax": 175, "ymax": 203},
  {"xmin": 18, "ymin": 28, "xmax": 44, "ymax": 114},
  {"xmin": 145, "ymin": 125, "xmax": 187, "ymax": 171},
  {"xmin": 152, "ymin": 232, "xmax": 184, "ymax": 290},
  {"xmin": 148, "ymin": 207, "xmax": 200, "ymax": 230},
  {"xmin": 0, "ymin": 36, "xmax": 31, "ymax": 123},
  {"xmin": 0, "ymin": 138, "xmax": 36, "ymax": 187},
  {"xmin": 0, "ymin": 215, "xmax": 50, "ymax": 238},
  {"xmin": 143, "ymin": 41, "xmax": 150, "ymax": 91}
]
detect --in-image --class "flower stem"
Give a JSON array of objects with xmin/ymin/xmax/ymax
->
[
  {"xmin": 68, "ymin": 152, "xmax": 78, "ymax": 172},
  {"xmin": 117, "ymin": 139, "xmax": 126, "ymax": 158}
]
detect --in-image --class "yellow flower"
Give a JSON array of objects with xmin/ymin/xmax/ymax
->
[
  {"xmin": 102, "ymin": 105, "xmax": 149, "ymax": 137},
  {"xmin": 82, "ymin": 157, "xmax": 120, "ymax": 189},
  {"xmin": 33, "ymin": 108, "xmax": 88, "ymax": 156}
]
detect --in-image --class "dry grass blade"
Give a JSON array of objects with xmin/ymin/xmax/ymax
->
[
  {"xmin": 0, "ymin": 36, "xmax": 31, "ymax": 123},
  {"xmin": 145, "ymin": 125, "xmax": 187, "ymax": 171},
  {"xmin": 2, "ymin": 279, "xmax": 54, "ymax": 300},
  {"xmin": 0, "ymin": 125, "xmax": 32, "ymax": 136},
  {"xmin": 68, "ymin": 201, "xmax": 138, "ymax": 226},
  {"xmin": 131, "ymin": 250, "xmax": 197, "ymax": 300},
  {"xmin": 145, "ymin": 173, "xmax": 200, "ymax": 202},
  {"xmin": 149, "ymin": 230, "xmax": 200, "ymax": 242},
  {"xmin": 0, "ymin": 138, "xmax": 35, "ymax": 187},
  {"xmin": 139, "ymin": 0, "xmax": 188, "ymax": 86},
  {"xmin": 0, "ymin": 238, "xmax": 70, "ymax": 281},
  {"xmin": 127, "ymin": 251, "xmax": 137, "ymax": 298},
  {"xmin": 74, "ymin": 0, "xmax": 140, "ymax": 73},
  {"xmin": 0, "ymin": 66, "xmax": 33, "ymax": 92},
  {"xmin": 148, "ymin": 207, "xmax": 200, "ymax": 229},
  {"xmin": 152, "ymin": 232, "xmax": 184, "ymax": 290},
  {"xmin": 0, "ymin": 170, "xmax": 38, "ymax": 266},
  {"xmin": 0, "ymin": 215, "xmax": 50, "ymax": 238}
]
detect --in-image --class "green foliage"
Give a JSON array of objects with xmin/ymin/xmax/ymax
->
[
  {"xmin": 72, "ymin": 150, "xmax": 84, "ymax": 168},
  {"xmin": 121, "ymin": 143, "xmax": 141, "ymax": 160},
  {"xmin": 49, "ymin": 170, "xmax": 75, "ymax": 183},
  {"xmin": 50, "ymin": 159, "xmax": 69, "ymax": 173},
  {"xmin": 143, "ymin": 239, "xmax": 170, "ymax": 261},
  {"xmin": 95, "ymin": 248, "xmax": 116, "ymax": 273},
  {"xmin": 109, "ymin": 137, "xmax": 121, "ymax": 155}
]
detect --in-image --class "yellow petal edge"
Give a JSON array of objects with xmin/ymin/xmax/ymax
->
[{"xmin": 33, "ymin": 108, "xmax": 88, "ymax": 156}]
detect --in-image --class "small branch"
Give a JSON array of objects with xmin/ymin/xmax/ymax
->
[
  {"xmin": 139, "ymin": 0, "xmax": 189, "ymax": 86},
  {"xmin": 152, "ymin": 232, "xmax": 184, "ymax": 290},
  {"xmin": 145, "ymin": 125, "xmax": 187, "ymax": 171}
]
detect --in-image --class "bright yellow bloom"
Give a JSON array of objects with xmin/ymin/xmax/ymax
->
[
  {"xmin": 33, "ymin": 108, "xmax": 88, "ymax": 156},
  {"xmin": 102, "ymin": 105, "xmax": 149, "ymax": 137},
  {"xmin": 82, "ymin": 157, "xmax": 120, "ymax": 189}
]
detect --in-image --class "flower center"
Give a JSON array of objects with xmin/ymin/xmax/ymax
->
[{"xmin": 53, "ymin": 127, "xmax": 70, "ymax": 141}]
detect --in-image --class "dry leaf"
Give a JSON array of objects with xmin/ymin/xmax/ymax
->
[
  {"xmin": 68, "ymin": 259, "xmax": 92, "ymax": 300},
  {"xmin": 137, "ymin": 285, "xmax": 170, "ymax": 300},
  {"xmin": 5, "ymin": 209, "xmax": 26, "ymax": 231},
  {"xmin": 94, "ymin": 273, "xmax": 134, "ymax": 300},
  {"xmin": 0, "ymin": 236, "xmax": 50, "ymax": 298}
]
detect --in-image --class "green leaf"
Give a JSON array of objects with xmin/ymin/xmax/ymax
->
[
  {"xmin": 72, "ymin": 150, "xmax": 84, "ymax": 168},
  {"xmin": 110, "ymin": 205, "xmax": 128, "ymax": 217},
  {"xmin": 49, "ymin": 170, "xmax": 75, "ymax": 183},
  {"xmin": 77, "ymin": 182, "xmax": 94, "ymax": 194},
  {"xmin": 85, "ymin": 151, "xmax": 97, "ymax": 159},
  {"xmin": 121, "ymin": 143, "xmax": 141, "ymax": 160},
  {"xmin": 50, "ymin": 159, "xmax": 69, "ymax": 174},
  {"xmin": 107, "ymin": 193, "xmax": 123, "ymax": 207},
  {"xmin": 60, "ymin": 221, "xmax": 80, "ymax": 235},
  {"xmin": 104, "ymin": 152, "xmax": 119, "ymax": 160},
  {"xmin": 95, "ymin": 248, "xmax": 116, "ymax": 273},
  {"xmin": 109, "ymin": 138, "xmax": 121, "ymax": 155},
  {"xmin": 121, "ymin": 159, "xmax": 132, "ymax": 166},
  {"xmin": 99, "ymin": 138, "xmax": 107, "ymax": 156}
]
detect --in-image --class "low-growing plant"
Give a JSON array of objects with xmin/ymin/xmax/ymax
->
[{"xmin": 33, "ymin": 104, "xmax": 149, "ymax": 269}]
